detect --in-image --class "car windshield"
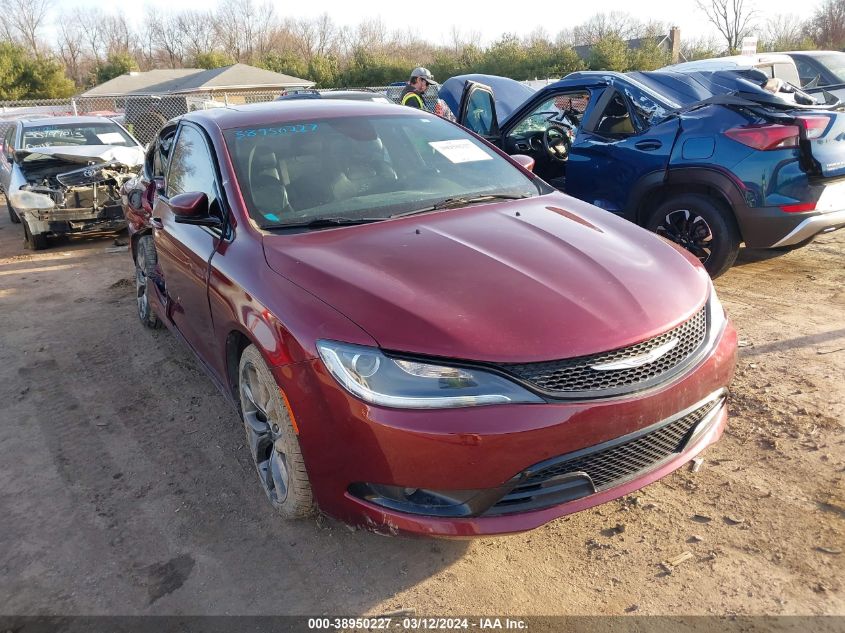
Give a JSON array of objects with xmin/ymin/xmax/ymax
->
[
  {"xmin": 814, "ymin": 53, "xmax": 845, "ymax": 83},
  {"xmin": 20, "ymin": 122, "xmax": 136, "ymax": 149},
  {"xmin": 224, "ymin": 113, "xmax": 544, "ymax": 229}
]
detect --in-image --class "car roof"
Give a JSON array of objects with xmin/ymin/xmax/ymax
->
[
  {"xmin": 545, "ymin": 71, "xmax": 682, "ymax": 108},
  {"xmin": 19, "ymin": 115, "xmax": 122, "ymax": 127},
  {"xmin": 277, "ymin": 90, "xmax": 386, "ymax": 101},
  {"xmin": 184, "ymin": 99, "xmax": 425, "ymax": 131},
  {"xmin": 784, "ymin": 50, "xmax": 843, "ymax": 58},
  {"xmin": 668, "ymin": 53, "xmax": 796, "ymax": 71},
  {"xmin": 661, "ymin": 55, "xmax": 802, "ymax": 88}
]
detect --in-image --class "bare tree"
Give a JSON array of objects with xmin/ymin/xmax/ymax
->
[
  {"xmin": 178, "ymin": 10, "xmax": 220, "ymax": 61},
  {"xmin": 681, "ymin": 35, "xmax": 723, "ymax": 61},
  {"xmin": 0, "ymin": 8, "xmax": 17, "ymax": 43},
  {"xmin": 525, "ymin": 27, "xmax": 551, "ymax": 47},
  {"xmin": 101, "ymin": 13, "xmax": 136, "ymax": 57},
  {"xmin": 696, "ymin": 0, "xmax": 757, "ymax": 53},
  {"xmin": 56, "ymin": 12, "xmax": 85, "ymax": 84},
  {"xmin": 291, "ymin": 13, "xmax": 339, "ymax": 63},
  {"xmin": 807, "ymin": 0, "xmax": 845, "ymax": 49},
  {"xmin": 211, "ymin": 0, "xmax": 278, "ymax": 63},
  {"xmin": 73, "ymin": 7, "xmax": 105, "ymax": 64},
  {"xmin": 0, "ymin": 0, "xmax": 52, "ymax": 55},
  {"xmin": 350, "ymin": 17, "xmax": 389, "ymax": 53},
  {"xmin": 445, "ymin": 26, "xmax": 481, "ymax": 55},
  {"xmin": 145, "ymin": 9, "xmax": 186, "ymax": 68},
  {"xmin": 554, "ymin": 27, "xmax": 578, "ymax": 48},
  {"xmin": 573, "ymin": 12, "xmax": 641, "ymax": 45},
  {"xmin": 762, "ymin": 13, "xmax": 808, "ymax": 50}
]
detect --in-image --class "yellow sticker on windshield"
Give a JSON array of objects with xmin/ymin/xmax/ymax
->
[{"xmin": 429, "ymin": 140, "xmax": 493, "ymax": 163}]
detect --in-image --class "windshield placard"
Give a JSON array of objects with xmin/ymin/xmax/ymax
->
[{"xmin": 429, "ymin": 140, "xmax": 493, "ymax": 164}]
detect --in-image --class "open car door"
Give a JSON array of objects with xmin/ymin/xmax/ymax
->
[{"xmin": 458, "ymin": 81, "xmax": 500, "ymax": 142}]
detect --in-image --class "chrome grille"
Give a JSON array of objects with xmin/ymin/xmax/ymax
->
[{"xmin": 501, "ymin": 305, "xmax": 708, "ymax": 397}]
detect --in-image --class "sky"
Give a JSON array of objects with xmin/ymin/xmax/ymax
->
[{"xmin": 53, "ymin": 0, "xmax": 820, "ymax": 47}]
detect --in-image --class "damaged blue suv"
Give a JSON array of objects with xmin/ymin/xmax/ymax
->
[{"xmin": 441, "ymin": 70, "xmax": 845, "ymax": 276}]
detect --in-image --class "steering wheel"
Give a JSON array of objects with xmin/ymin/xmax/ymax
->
[{"xmin": 543, "ymin": 125, "xmax": 571, "ymax": 162}]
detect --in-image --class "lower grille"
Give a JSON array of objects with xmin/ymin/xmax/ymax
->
[{"xmin": 485, "ymin": 394, "xmax": 724, "ymax": 516}]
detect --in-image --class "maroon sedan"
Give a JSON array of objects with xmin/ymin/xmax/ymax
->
[{"xmin": 126, "ymin": 100, "xmax": 737, "ymax": 537}]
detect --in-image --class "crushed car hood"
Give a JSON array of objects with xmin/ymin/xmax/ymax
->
[
  {"xmin": 17, "ymin": 145, "xmax": 144, "ymax": 166},
  {"xmin": 262, "ymin": 193, "xmax": 710, "ymax": 363}
]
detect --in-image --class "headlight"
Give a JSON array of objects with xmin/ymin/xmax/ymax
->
[
  {"xmin": 9, "ymin": 190, "xmax": 55, "ymax": 211},
  {"xmin": 707, "ymin": 282, "xmax": 727, "ymax": 343},
  {"xmin": 317, "ymin": 340, "xmax": 543, "ymax": 409}
]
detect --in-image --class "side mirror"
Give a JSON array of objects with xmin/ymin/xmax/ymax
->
[
  {"xmin": 510, "ymin": 154, "xmax": 535, "ymax": 173},
  {"xmin": 170, "ymin": 191, "xmax": 220, "ymax": 227}
]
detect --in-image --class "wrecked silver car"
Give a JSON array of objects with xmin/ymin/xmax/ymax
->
[{"xmin": 0, "ymin": 116, "xmax": 144, "ymax": 250}]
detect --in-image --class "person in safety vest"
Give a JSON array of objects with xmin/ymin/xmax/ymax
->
[{"xmin": 400, "ymin": 67, "xmax": 435, "ymax": 110}]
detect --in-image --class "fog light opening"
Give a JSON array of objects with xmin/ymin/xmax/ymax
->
[{"xmin": 348, "ymin": 482, "xmax": 495, "ymax": 518}]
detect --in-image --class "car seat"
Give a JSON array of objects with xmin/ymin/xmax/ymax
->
[
  {"xmin": 596, "ymin": 97, "xmax": 635, "ymax": 136},
  {"xmin": 284, "ymin": 133, "xmax": 338, "ymax": 211},
  {"xmin": 332, "ymin": 137, "xmax": 398, "ymax": 199},
  {"xmin": 248, "ymin": 147, "xmax": 291, "ymax": 218}
]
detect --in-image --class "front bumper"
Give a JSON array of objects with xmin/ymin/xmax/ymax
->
[
  {"xmin": 274, "ymin": 321, "xmax": 737, "ymax": 537},
  {"xmin": 350, "ymin": 402, "xmax": 726, "ymax": 537},
  {"xmin": 21, "ymin": 205, "xmax": 126, "ymax": 235}
]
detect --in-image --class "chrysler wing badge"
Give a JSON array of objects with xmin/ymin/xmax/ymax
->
[{"xmin": 591, "ymin": 338, "xmax": 679, "ymax": 371}]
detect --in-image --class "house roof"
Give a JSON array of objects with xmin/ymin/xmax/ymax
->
[{"xmin": 82, "ymin": 64, "xmax": 315, "ymax": 97}]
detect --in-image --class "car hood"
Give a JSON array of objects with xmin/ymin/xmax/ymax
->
[
  {"xmin": 17, "ymin": 145, "xmax": 144, "ymax": 166},
  {"xmin": 262, "ymin": 193, "xmax": 710, "ymax": 363}
]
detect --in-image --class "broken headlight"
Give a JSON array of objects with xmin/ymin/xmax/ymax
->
[
  {"xmin": 317, "ymin": 340, "xmax": 542, "ymax": 409},
  {"xmin": 9, "ymin": 190, "xmax": 55, "ymax": 212}
]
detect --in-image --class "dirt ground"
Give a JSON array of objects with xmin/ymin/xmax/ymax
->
[{"xmin": 0, "ymin": 198, "xmax": 842, "ymax": 618}]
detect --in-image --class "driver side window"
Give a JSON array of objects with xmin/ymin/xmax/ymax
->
[
  {"xmin": 464, "ymin": 89, "xmax": 497, "ymax": 137},
  {"xmin": 166, "ymin": 125, "xmax": 217, "ymax": 202}
]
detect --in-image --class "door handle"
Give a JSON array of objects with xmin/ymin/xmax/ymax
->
[
  {"xmin": 151, "ymin": 217, "xmax": 164, "ymax": 229},
  {"xmin": 635, "ymin": 140, "xmax": 663, "ymax": 151}
]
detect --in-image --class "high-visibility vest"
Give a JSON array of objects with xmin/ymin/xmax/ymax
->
[{"xmin": 401, "ymin": 91, "xmax": 425, "ymax": 109}]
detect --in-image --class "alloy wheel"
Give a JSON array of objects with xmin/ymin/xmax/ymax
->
[
  {"xmin": 654, "ymin": 208, "xmax": 714, "ymax": 264},
  {"xmin": 239, "ymin": 361, "xmax": 290, "ymax": 505},
  {"xmin": 135, "ymin": 248, "xmax": 149, "ymax": 319}
]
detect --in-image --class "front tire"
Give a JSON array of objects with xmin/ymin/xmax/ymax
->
[
  {"xmin": 646, "ymin": 194, "xmax": 739, "ymax": 278},
  {"xmin": 135, "ymin": 235, "xmax": 161, "ymax": 329},
  {"xmin": 238, "ymin": 345, "xmax": 314, "ymax": 519},
  {"xmin": 23, "ymin": 221, "xmax": 47, "ymax": 250},
  {"xmin": 6, "ymin": 197, "xmax": 20, "ymax": 224}
]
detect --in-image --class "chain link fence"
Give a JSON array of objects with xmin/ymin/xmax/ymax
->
[{"xmin": 0, "ymin": 85, "xmax": 446, "ymax": 146}]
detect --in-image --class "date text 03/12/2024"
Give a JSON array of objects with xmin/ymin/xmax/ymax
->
[{"xmin": 307, "ymin": 617, "xmax": 528, "ymax": 630}]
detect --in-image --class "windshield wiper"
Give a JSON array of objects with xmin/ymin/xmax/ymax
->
[
  {"xmin": 393, "ymin": 193, "xmax": 531, "ymax": 218},
  {"xmin": 265, "ymin": 217, "xmax": 386, "ymax": 230}
]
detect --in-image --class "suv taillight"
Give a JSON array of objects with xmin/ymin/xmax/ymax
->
[
  {"xmin": 724, "ymin": 124, "xmax": 800, "ymax": 150},
  {"xmin": 798, "ymin": 115, "xmax": 831, "ymax": 140}
]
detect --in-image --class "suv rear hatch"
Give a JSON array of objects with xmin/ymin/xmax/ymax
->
[
  {"xmin": 635, "ymin": 69, "xmax": 845, "ymax": 179},
  {"xmin": 797, "ymin": 112, "xmax": 845, "ymax": 178}
]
